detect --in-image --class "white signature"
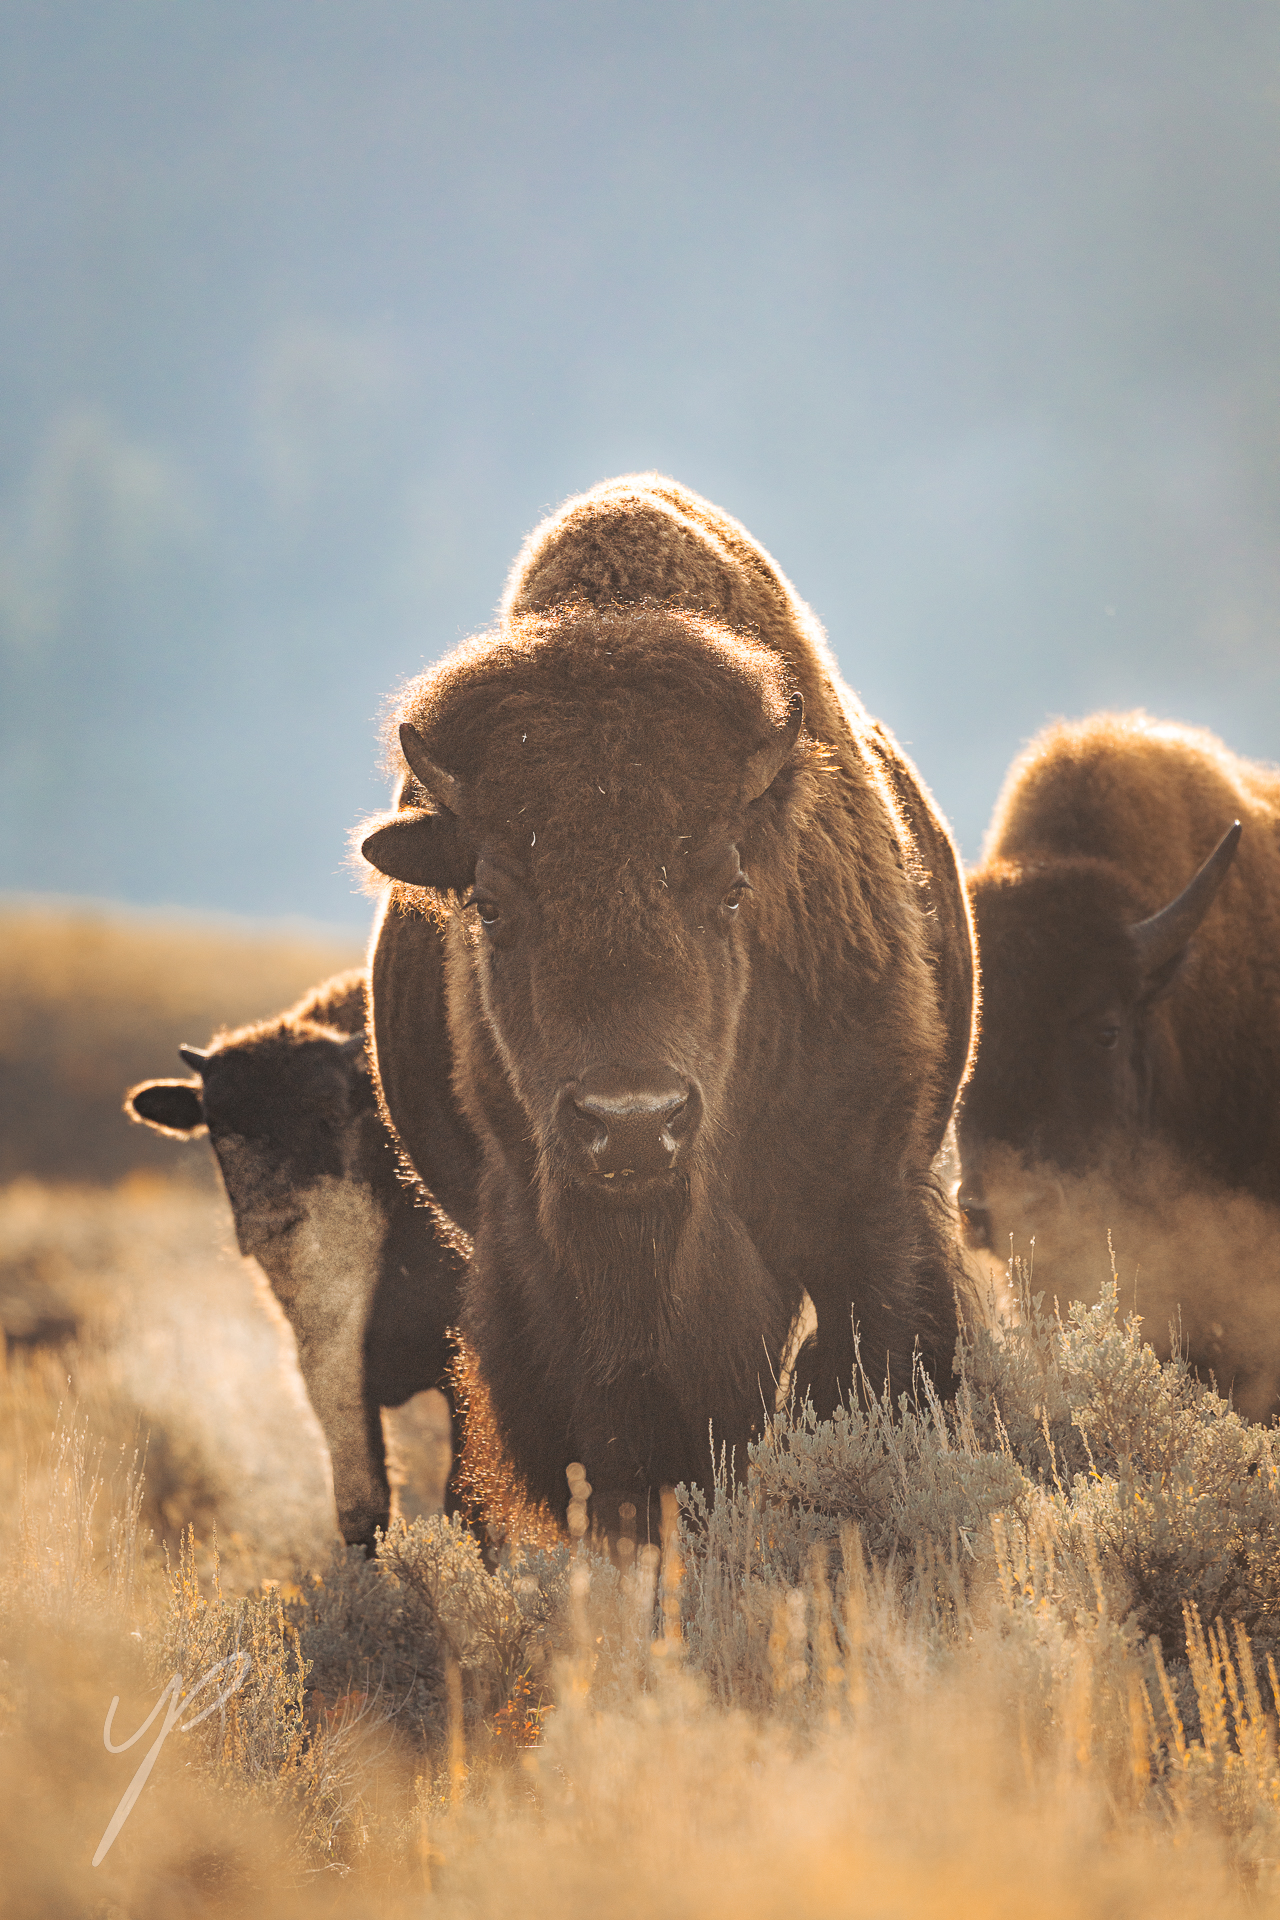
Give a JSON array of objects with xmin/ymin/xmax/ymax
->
[{"xmin": 92, "ymin": 1654, "xmax": 250, "ymax": 1867}]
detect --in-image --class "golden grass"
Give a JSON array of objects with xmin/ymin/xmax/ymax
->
[
  {"xmin": 0, "ymin": 902, "xmax": 361, "ymax": 1184},
  {"xmin": 4, "ymin": 1172, "xmax": 1280, "ymax": 1916}
]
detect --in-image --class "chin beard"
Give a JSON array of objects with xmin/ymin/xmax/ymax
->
[{"xmin": 538, "ymin": 1172, "xmax": 694, "ymax": 1381}]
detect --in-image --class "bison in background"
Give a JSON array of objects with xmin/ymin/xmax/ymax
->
[
  {"xmin": 360, "ymin": 471, "xmax": 978, "ymax": 1536},
  {"xmin": 125, "ymin": 970, "xmax": 469, "ymax": 1549},
  {"xmin": 960, "ymin": 711, "xmax": 1280, "ymax": 1415}
]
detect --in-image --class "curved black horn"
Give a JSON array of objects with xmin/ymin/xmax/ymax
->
[
  {"xmin": 1129, "ymin": 820, "xmax": 1242, "ymax": 975},
  {"xmin": 742, "ymin": 693, "xmax": 804, "ymax": 804},
  {"xmin": 399, "ymin": 724, "xmax": 463, "ymax": 815},
  {"xmin": 178, "ymin": 1045, "xmax": 209, "ymax": 1071}
]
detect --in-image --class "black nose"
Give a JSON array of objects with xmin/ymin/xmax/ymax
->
[{"xmin": 569, "ymin": 1067, "xmax": 695, "ymax": 1179}]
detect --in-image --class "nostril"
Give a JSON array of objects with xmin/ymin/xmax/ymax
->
[
  {"xmin": 657, "ymin": 1093, "xmax": 689, "ymax": 1148},
  {"xmin": 571, "ymin": 1099, "xmax": 609, "ymax": 1144}
]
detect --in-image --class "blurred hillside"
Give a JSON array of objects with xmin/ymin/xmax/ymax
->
[{"xmin": 0, "ymin": 903, "xmax": 363, "ymax": 1183}]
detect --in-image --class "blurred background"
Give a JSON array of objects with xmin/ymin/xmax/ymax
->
[{"xmin": 2, "ymin": 0, "xmax": 1277, "ymax": 928}]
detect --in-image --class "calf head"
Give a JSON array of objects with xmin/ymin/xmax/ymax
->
[
  {"xmin": 127, "ymin": 1023, "xmax": 379, "ymax": 1278},
  {"xmin": 361, "ymin": 605, "xmax": 810, "ymax": 1371},
  {"xmin": 958, "ymin": 822, "xmax": 1241, "ymax": 1253}
]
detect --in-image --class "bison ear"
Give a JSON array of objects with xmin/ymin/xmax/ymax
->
[
  {"xmin": 124, "ymin": 1079, "xmax": 207, "ymax": 1137},
  {"xmin": 742, "ymin": 693, "xmax": 804, "ymax": 804},
  {"xmin": 1129, "ymin": 820, "xmax": 1242, "ymax": 986},
  {"xmin": 361, "ymin": 808, "xmax": 475, "ymax": 893}
]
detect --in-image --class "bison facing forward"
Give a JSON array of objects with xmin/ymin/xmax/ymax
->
[
  {"xmin": 125, "ymin": 971, "xmax": 468, "ymax": 1548},
  {"xmin": 960, "ymin": 712, "xmax": 1280, "ymax": 1411},
  {"xmin": 360, "ymin": 473, "xmax": 976, "ymax": 1533}
]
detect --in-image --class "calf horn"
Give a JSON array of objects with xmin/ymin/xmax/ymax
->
[
  {"xmin": 1129, "ymin": 820, "xmax": 1242, "ymax": 975},
  {"xmin": 742, "ymin": 693, "xmax": 804, "ymax": 804},
  {"xmin": 399, "ymin": 723, "xmax": 464, "ymax": 815}
]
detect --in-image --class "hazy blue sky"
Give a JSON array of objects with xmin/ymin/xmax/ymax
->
[{"xmin": 2, "ymin": 2, "xmax": 1277, "ymax": 924}]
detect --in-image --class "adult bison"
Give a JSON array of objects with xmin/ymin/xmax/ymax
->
[
  {"xmin": 359, "ymin": 472, "xmax": 977, "ymax": 1534},
  {"xmin": 125, "ymin": 971, "xmax": 468, "ymax": 1549},
  {"xmin": 959, "ymin": 711, "xmax": 1280, "ymax": 1411}
]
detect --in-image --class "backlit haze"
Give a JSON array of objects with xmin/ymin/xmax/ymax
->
[{"xmin": 2, "ymin": 2, "xmax": 1277, "ymax": 925}]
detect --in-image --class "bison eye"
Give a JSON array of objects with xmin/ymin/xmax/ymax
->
[
  {"xmin": 463, "ymin": 892, "xmax": 502, "ymax": 928},
  {"xmin": 1097, "ymin": 1026, "xmax": 1120, "ymax": 1050},
  {"xmin": 723, "ymin": 877, "xmax": 752, "ymax": 913}
]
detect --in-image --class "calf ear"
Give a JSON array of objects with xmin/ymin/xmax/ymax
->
[
  {"xmin": 124, "ymin": 1079, "xmax": 207, "ymax": 1137},
  {"xmin": 360, "ymin": 809, "xmax": 474, "ymax": 893}
]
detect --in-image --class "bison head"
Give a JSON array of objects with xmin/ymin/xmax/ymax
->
[
  {"xmin": 957, "ymin": 821, "xmax": 1241, "ymax": 1253},
  {"xmin": 359, "ymin": 605, "xmax": 811, "ymax": 1368},
  {"xmin": 126, "ymin": 1024, "xmax": 379, "ymax": 1279}
]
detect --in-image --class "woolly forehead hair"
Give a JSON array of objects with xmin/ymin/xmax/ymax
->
[
  {"xmin": 390, "ymin": 602, "xmax": 799, "ymax": 832},
  {"xmin": 199, "ymin": 1024, "xmax": 368, "ymax": 1121},
  {"xmin": 971, "ymin": 858, "xmax": 1152, "ymax": 1016}
]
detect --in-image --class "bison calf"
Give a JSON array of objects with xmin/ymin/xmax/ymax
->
[{"xmin": 125, "ymin": 970, "xmax": 469, "ymax": 1548}]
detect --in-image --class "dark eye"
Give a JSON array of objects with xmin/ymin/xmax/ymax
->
[
  {"xmin": 1097, "ymin": 1026, "xmax": 1120, "ymax": 1051},
  {"xmin": 723, "ymin": 876, "xmax": 752, "ymax": 913},
  {"xmin": 462, "ymin": 892, "xmax": 501, "ymax": 928}
]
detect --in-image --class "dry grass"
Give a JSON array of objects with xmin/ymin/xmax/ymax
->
[
  {"xmin": 0, "ymin": 902, "xmax": 361, "ymax": 1184},
  {"xmin": 5, "ymin": 1185, "xmax": 1280, "ymax": 1916}
]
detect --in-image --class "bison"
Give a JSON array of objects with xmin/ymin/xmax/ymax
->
[
  {"xmin": 959, "ymin": 711, "xmax": 1280, "ymax": 1412},
  {"xmin": 359, "ymin": 472, "xmax": 977, "ymax": 1536},
  {"xmin": 125, "ymin": 970, "xmax": 469, "ymax": 1548}
]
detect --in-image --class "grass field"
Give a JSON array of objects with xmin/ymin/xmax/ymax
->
[
  {"xmin": 0, "ymin": 901, "xmax": 362, "ymax": 1184},
  {"xmin": 4, "ymin": 904, "xmax": 1280, "ymax": 1916}
]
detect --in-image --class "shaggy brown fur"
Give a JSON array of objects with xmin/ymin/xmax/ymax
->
[
  {"xmin": 124, "ymin": 970, "xmax": 470, "ymax": 1549},
  {"xmin": 961, "ymin": 712, "xmax": 1280, "ymax": 1406},
  {"xmin": 363, "ymin": 473, "xmax": 977, "ymax": 1528}
]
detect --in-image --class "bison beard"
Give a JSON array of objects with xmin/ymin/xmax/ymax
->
[
  {"xmin": 360, "ymin": 473, "xmax": 978, "ymax": 1528},
  {"xmin": 540, "ymin": 1172, "xmax": 694, "ymax": 1376}
]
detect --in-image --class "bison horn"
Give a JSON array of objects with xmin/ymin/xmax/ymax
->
[
  {"xmin": 178, "ymin": 1045, "xmax": 209, "ymax": 1071},
  {"xmin": 742, "ymin": 692, "xmax": 804, "ymax": 804},
  {"xmin": 1129, "ymin": 820, "xmax": 1242, "ymax": 977},
  {"xmin": 399, "ymin": 723, "xmax": 464, "ymax": 815}
]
